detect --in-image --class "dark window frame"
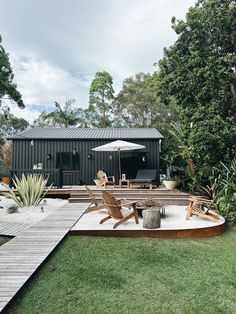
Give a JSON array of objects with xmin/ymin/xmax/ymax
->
[{"xmin": 56, "ymin": 152, "xmax": 80, "ymax": 170}]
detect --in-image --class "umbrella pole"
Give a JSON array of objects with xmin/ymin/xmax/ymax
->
[{"xmin": 118, "ymin": 149, "xmax": 121, "ymax": 180}]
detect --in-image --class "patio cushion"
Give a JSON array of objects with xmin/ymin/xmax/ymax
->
[
  {"xmin": 130, "ymin": 170, "xmax": 158, "ymax": 183},
  {"xmin": 129, "ymin": 178, "xmax": 154, "ymax": 183}
]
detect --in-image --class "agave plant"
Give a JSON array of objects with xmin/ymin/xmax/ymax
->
[{"xmin": 3, "ymin": 174, "xmax": 51, "ymax": 207}]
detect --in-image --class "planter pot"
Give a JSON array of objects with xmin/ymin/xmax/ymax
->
[
  {"xmin": 2, "ymin": 176, "xmax": 10, "ymax": 185},
  {"xmin": 163, "ymin": 180, "xmax": 178, "ymax": 190}
]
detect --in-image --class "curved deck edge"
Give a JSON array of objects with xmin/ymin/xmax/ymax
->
[{"xmin": 69, "ymin": 221, "xmax": 226, "ymax": 239}]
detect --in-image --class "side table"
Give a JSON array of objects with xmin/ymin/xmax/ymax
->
[
  {"xmin": 119, "ymin": 179, "xmax": 130, "ymax": 188},
  {"xmin": 143, "ymin": 209, "xmax": 161, "ymax": 229}
]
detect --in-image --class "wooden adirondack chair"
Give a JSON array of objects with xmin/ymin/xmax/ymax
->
[
  {"xmin": 85, "ymin": 186, "xmax": 105, "ymax": 213},
  {"xmin": 185, "ymin": 197, "xmax": 221, "ymax": 223},
  {"xmin": 94, "ymin": 170, "xmax": 115, "ymax": 187},
  {"xmin": 100, "ymin": 191, "xmax": 139, "ymax": 229}
]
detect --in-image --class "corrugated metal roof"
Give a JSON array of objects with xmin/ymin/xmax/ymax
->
[{"xmin": 8, "ymin": 128, "xmax": 164, "ymax": 140}]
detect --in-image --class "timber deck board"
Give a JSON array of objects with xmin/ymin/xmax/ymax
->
[
  {"xmin": 0, "ymin": 221, "xmax": 31, "ymax": 237},
  {"xmin": 0, "ymin": 202, "xmax": 86, "ymax": 312}
]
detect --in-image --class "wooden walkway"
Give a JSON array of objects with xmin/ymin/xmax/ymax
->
[
  {"xmin": 0, "ymin": 221, "xmax": 31, "ymax": 237},
  {"xmin": 0, "ymin": 202, "xmax": 86, "ymax": 312}
]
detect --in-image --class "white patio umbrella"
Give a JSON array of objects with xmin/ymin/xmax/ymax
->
[{"xmin": 92, "ymin": 140, "xmax": 145, "ymax": 179}]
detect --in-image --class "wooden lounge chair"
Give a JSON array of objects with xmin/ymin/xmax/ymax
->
[
  {"xmin": 129, "ymin": 169, "xmax": 158, "ymax": 189},
  {"xmin": 100, "ymin": 191, "xmax": 139, "ymax": 229},
  {"xmin": 185, "ymin": 197, "xmax": 221, "ymax": 223},
  {"xmin": 84, "ymin": 185, "xmax": 105, "ymax": 213},
  {"xmin": 94, "ymin": 170, "xmax": 115, "ymax": 187}
]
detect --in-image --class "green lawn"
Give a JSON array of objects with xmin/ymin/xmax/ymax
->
[
  {"xmin": 0, "ymin": 235, "xmax": 10, "ymax": 246},
  {"xmin": 6, "ymin": 228, "xmax": 236, "ymax": 314}
]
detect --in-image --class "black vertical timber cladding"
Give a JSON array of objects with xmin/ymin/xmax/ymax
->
[{"xmin": 11, "ymin": 139, "xmax": 160, "ymax": 185}]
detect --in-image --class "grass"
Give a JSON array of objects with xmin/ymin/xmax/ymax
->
[
  {"xmin": 0, "ymin": 235, "xmax": 10, "ymax": 246},
  {"xmin": 5, "ymin": 228, "xmax": 236, "ymax": 314}
]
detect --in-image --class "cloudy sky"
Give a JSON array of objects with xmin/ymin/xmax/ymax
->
[{"xmin": 0, "ymin": 0, "xmax": 195, "ymax": 122}]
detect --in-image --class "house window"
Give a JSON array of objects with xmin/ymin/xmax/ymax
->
[{"xmin": 56, "ymin": 152, "xmax": 80, "ymax": 170}]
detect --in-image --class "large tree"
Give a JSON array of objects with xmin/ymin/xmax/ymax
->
[
  {"xmin": 88, "ymin": 71, "xmax": 114, "ymax": 127},
  {"xmin": 0, "ymin": 35, "xmax": 25, "ymax": 150},
  {"xmin": 33, "ymin": 99, "xmax": 84, "ymax": 128},
  {"xmin": 0, "ymin": 35, "xmax": 24, "ymax": 108},
  {"xmin": 0, "ymin": 112, "xmax": 28, "ymax": 137},
  {"xmin": 158, "ymin": 0, "xmax": 236, "ymax": 168},
  {"xmin": 113, "ymin": 72, "xmax": 178, "ymax": 132},
  {"xmin": 0, "ymin": 111, "xmax": 28, "ymax": 160}
]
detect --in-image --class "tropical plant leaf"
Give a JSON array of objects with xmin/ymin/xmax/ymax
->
[{"xmin": 3, "ymin": 174, "xmax": 52, "ymax": 207}]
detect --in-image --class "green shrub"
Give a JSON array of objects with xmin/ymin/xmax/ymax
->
[
  {"xmin": 3, "ymin": 174, "xmax": 51, "ymax": 207},
  {"xmin": 212, "ymin": 159, "xmax": 236, "ymax": 224}
]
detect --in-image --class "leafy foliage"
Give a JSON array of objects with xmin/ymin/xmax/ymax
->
[
  {"xmin": 0, "ymin": 34, "xmax": 26, "ymax": 151},
  {"xmin": 169, "ymin": 124, "xmax": 195, "ymax": 177},
  {"xmin": 113, "ymin": 72, "xmax": 157, "ymax": 127},
  {"xmin": 3, "ymin": 174, "xmax": 50, "ymax": 207},
  {"xmin": 88, "ymin": 71, "xmax": 114, "ymax": 127},
  {"xmin": 0, "ymin": 110, "xmax": 28, "ymax": 138},
  {"xmin": 113, "ymin": 72, "xmax": 178, "ymax": 130},
  {"xmin": 33, "ymin": 99, "xmax": 84, "ymax": 128},
  {"xmin": 0, "ymin": 108, "xmax": 28, "ymax": 152},
  {"xmin": 0, "ymin": 35, "xmax": 24, "ymax": 108},
  {"xmin": 165, "ymin": 124, "xmax": 199, "ymax": 191},
  {"xmin": 112, "ymin": 72, "xmax": 179, "ymax": 174},
  {"xmin": 158, "ymin": 0, "xmax": 236, "ymax": 169},
  {"xmin": 211, "ymin": 158, "xmax": 236, "ymax": 223}
]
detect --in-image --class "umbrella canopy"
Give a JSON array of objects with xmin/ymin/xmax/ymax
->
[
  {"xmin": 92, "ymin": 140, "xmax": 145, "ymax": 152},
  {"xmin": 92, "ymin": 140, "xmax": 145, "ymax": 179}
]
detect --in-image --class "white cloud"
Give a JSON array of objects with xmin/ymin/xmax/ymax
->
[
  {"xmin": 7, "ymin": 103, "xmax": 40, "ymax": 123},
  {"xmin": 10, "ymin": 53, "xmax": 90, "ymax": 108},
  {"xmin": 0, "ymin": 0, "xmax": 196, "ymax": 122}
]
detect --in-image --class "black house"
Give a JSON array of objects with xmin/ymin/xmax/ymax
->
[{"xmin": 8, "ymin": 128, "xmax": 163, "ymax": 187}]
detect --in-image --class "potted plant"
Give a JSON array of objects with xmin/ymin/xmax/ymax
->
[
  {"xmin": 163, "ymin": 175, "xmax": 178, "ymax": 189},
  {"xmin": 162, "ymin": 154, "xmax": 179, "ymax": 189},
  {"xmin": 0, "ymin": 159, "xmax": 10, "ymax": 185}
]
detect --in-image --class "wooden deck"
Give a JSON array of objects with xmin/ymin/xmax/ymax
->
[
  {"xmin": 1, "ymin": 186, "xmax": 191, "ymax": 206},
  {"xmin": 68, "ymin": 186, "xmax": 191, "ymax": 206},
  {"xmin": 0, "ymin": 221, "xmax": 30, "ymax": 237},
  {"xmin": 0, "ymin": 202, "xmax": 85, "ymax": 312}
]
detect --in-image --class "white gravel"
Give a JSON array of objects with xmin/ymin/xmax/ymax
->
[{"xmin": 0, "ymin": 195, "xmax": 68, "ymax": 224}]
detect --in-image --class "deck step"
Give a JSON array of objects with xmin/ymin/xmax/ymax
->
[
  {"xmin": 68, "ymin": 188, "xmax": 190, "ymax": 206},
  {"xmin": 69, "ymin": 197, "xmax": 189, "ymax": 206},
  {"xmin": 69, "ymin": 189, "xmax": 188, "ymax": 195},
  {"xmin": 69, "ymin": 193, "xmax": 189, "ymax": 199},
  {"xmin": 69, "ymin": 190, "xmax": 189, "ymax": 197}
]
